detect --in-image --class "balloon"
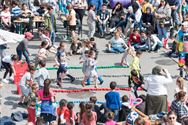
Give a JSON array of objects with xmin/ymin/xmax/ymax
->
[{"xmin": 109, "ymin": 0, "xmax": 132, "ymax": 8}]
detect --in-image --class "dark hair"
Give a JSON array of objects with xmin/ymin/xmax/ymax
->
[
  {"xmin": 113, "ymin": 2, "xmax": 123, "ymax": 11},
  {"xmin": 90, "ymin": 96, "xmax": 97, "ymax": 104},
  {"xmin": 3, "ymin": 5, "xmax": 9, "ymax": 11},
  {"xmin": 90, "ymin": 37, "xmax": 95, "ymax": 41},
  {"xmin": 85, "ymin": 103, "xmax": 94, "ymax": 121},
  {"xmin": 67, "ymin": 102, "xmax": 74, "ymax": 124},
  {"xmin": 167, "ymin": 111, "xmax": 177, "ymax": 117},
  {"xmin": 122, "ymin": 95, "xmax": 129, "ymax": 102},
  {"xmin": 41, "ymin": 41, "xmax": 47, "ymax": 47},
  {"xmin": 12, "ymin": 1, "xmax": 18, "ymax": 6},
  {"xmin": 43, "ymin": 79, "xmax": 51, "ymax": 97},
  {"xmin": 59, "ymin": 99, "xmax": 67, "ymax": 107},
  {"xmin": 134, "ymin": 117, "xmax": 146, "ymax": 125},
  {"xmin": 110, "ymin": 81, "xmax": 117, "ymax": 90},
  {"xmin": 11, "ymin": 54, "xmax": 18, "ymax": 61},
  {"xmin": 88, "ymin": 4, "xmax": 95, "ymax": 11},
  {"xmin": 79, "ymin": 102, "xmax": 86, "ymax": 121},
  {"xmin": 176, "ymin": 91, "xmax": 186, "ymax": 101},
  {"xmin": 107, "ymin": 112, "xmax": 114, "ymax": 120},
  {"xmin": 28, "ymin": 64, "xmax": 36, "ymax": 72},
  {"xmin": 47, "ymin": 6, "xmax": 53, "ymax": 11},
  {"xmin": 136, "ymin": 50, "xmax": 142, "ymax": 56},
  {"xmin": 39, "ymin": 60, "xmax": 46, "ymax": 67},
  {"xmin": 132, "ymin": 2, "xmax": 139, "ymax": 12},
  {"xmin": 102, "ymin": 3, "xmax": 107, "ymax": 6},
  {"xmin": 22, "ymin": 3, "xmax": 27, "ymax": 7},
  {"xmin": 131, "ymin": 69, "xmax": 138, "ymax": 77}
]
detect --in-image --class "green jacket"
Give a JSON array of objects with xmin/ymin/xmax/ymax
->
[{"xmin": 44, "ymin": 12, "xmax": 57, "ymax": 32}]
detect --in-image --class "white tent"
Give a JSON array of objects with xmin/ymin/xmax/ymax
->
[{"xmin": 0, "ymin": 29, "xmax": 25, "ymax": 45}]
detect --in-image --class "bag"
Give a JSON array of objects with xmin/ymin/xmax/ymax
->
[
  {"xmin": 0, "ymin": 116, "xmax": 15, "ymax": 125},
  {"xmin": 41, "ymin": 100, "xmax": 54, "ymax": 114},
  {"xmin": 11, "ymin": 111, "xmax": 24, "ymax": 122},
  {"xmin": 163, "ymin": 17, "xmax": 172, "ymax": 27}
]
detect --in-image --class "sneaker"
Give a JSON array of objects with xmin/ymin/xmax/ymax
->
[
  {"xmin": 71, "ymin": 77, "xmax": 75, "ymax": 83},
  {"xmin": 9, "ymin": 76, "xmax": 14, "ymax": 81},
  {"xmin": 2, "ymin": 79, "xmax": 9, "ymax": 84},
  {"xmin": 185, "ymin": 75, "xmax": 188, "ymax": 80},
  {"xmin": 109, "ymin": 27, "xmax": 116, "ymax": 32}
]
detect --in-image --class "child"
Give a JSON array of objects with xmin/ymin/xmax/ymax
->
[
  {"xmin": 19, "ymin": 65, "xmax": 36, "ymax": 106},
  {"xmin": 70, "ymin": 37, "xmax": 82, "ymax": 55},
  {"xmin": 2, "ymin": 54, "xmax": 18, "ymax": 83},
  {"xmin": 76, "ymin": 102, "xmax": 86, "ymax": 125},
  {"xmin": 57, "ymin": 99, "xmax": 68, "ymax": 125},
  {"xmin": 128, "ymin": 69, "xmax": 146, "ymax": 98},
  {"xmin": 34, "ymin": 60, "xmax": 50, "ymax": 89},
  {"xmin": 27, "ymin": 98, "xmax": 36, "ymax": 125},
  {"xmin": 175, "ymin": 77, "xmax": 187, "ymax": 94},
  {"xmin": 81, "ymin": 103, "xmax": 97, "ymax": 125},
  {"xmin": 35, "ymin": 41, "xmax": 48, "ymax": 68},
  {"xmin": 105, "ymin": 112, "xmax": 117, "ymax": 125},
  {"xmin": 130, "ymin": 50, "xmax": 142, "ymax": 76},
  {"xmin": 81, "ymin": 50, "xmax": 102, "ymax": 88},
  {"xmin": 55, "ymin": 42, "xmax": 75, "ymax": 88},
  {"xmin": 119, "ymin": 95, "xmax": 131, "ymax": 121},
  {"xmin": 38, "ymin": 28, "xmax": 56, "ymax": 54},
  {"xmin": 120, "ymin": 46, "xmax": 135, "ymax": 66},
  {"xmin": 128, "ymin": 28, "xmax": 141, "ymax": 47},
  {"xmin": 64, "ymin": 102, "xmax": 77, "ymax": 125}
]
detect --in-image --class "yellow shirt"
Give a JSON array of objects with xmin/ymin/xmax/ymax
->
[
  {"xmin": 141, "ymin": 2, "xmax": 154, "ymax": 13},
  {"xmin": 130, "ymin": 56, "xmax": 140, "ymax": 73}
]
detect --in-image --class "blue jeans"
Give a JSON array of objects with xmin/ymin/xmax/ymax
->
[
  {"xmin": 16, "ymin": 49, "xmax": 30, "ymax": 64},
  {"xmin": 171, "ymin": 9, "xmax": 180, "ymax": 26},
  {"xmin": 50, "ymin": 31, "xmax": 56, "ymax": 45},
  {"xmin": 157, "ymin": 22, "xmax": 167, "ymax": 41},
  {"xmin": 107, "ymin": 46, "xmax": 125, "ymax": 53},
  {"xmin": 86, "ymin": 68, "xmax": 103, "ymax": 85},
  {"xmin": 111, "ymin": 109, "xmax": 119, "ymax": 122}
]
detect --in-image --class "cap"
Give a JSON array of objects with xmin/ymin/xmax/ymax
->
[
  {"xmin": 182, "ymin": 21, "xmax": 188, "ymax": 26},
  {"xmin": 24, "ymin": 32, "xmax": 34, "ymax": 39}
]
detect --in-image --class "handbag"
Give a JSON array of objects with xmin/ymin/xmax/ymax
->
[{"xmin": 163, "ymin": 17, "xmax": 172, "ymax": 27}]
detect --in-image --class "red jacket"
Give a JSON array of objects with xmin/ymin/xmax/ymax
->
[{"xmin": 128, "ymin": 33, "xmax": 141, "ymax": 46}]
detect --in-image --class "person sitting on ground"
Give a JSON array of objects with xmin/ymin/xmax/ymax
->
[
  {"xmin": 70, "ymin": 37, "xmax": 82, "ymax": 55},
  {"xmin": 128, "ymin": 28, "xmax": 141, "ymax": 47},
  {"xmin": 106, "ymin": 31, "xmax": 128, "ymax": 53},
  {"xmin": 2, "ymin": 54, "xmax": 18, "ymax": 83}
]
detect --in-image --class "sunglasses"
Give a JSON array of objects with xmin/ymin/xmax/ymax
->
[{"xmin": 169, "ymin": 117, "xmax": 175, "ymax": 120}]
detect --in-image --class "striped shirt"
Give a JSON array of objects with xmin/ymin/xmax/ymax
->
[{"xmin": 11, "ymin": 6, "xmax": 21, "ymax": 17}]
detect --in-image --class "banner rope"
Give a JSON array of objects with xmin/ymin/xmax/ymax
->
[{"xmin": 52, "ymin": 87, "xmax": 143, "ymax": 93}]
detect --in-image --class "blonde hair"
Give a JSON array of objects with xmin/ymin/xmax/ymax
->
[{"xmin": 176, "ymin": 77, "xmax": 185, "ymax": 90}]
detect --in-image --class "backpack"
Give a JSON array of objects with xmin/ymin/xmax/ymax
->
[{"xmin": 41, "ymin": 100, "xmax": 54, "ymax": 114}]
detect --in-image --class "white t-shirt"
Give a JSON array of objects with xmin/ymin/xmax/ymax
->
[
  {"xmin": 34, "ymin": 67, "xmax": 50, "ymax": 87},
  {"xmin": 2, "ymin": 55, "xmax": 12, "ymax": 64},
  {"xmin": 20, "ymin": 72, "xmax": 32, "ymax": 86},
  {"xmin": 37, "ymin": 48, "xmax": 47, "ymax": 59},
  {"xmin": 0, "ymin": 11, "xmax": 11, "ymax": 23},
  {"xmin": 39, "ymin": 34, "xmax": 51, "ymax": 45}
]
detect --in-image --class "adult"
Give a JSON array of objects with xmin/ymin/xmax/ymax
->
[
  {"xmin": 154, "ymin": 0, "xmax": 171, "ymax": 41},
  {"xmin": 16, "ymin": 32, "xmax": 34, "ymax": 64},
  {"xmin": 109, "ymin": 2, "xmax": 125, "ymax": 29},
  {"xmin": 0, "ymin": 43, "xmax": 7, "ymax": 70},
  {"xmin": 21, "ymin": 3, "xmax": 34, "ymax": 32},
  {"xmin": 105, "ymin": 81, "xmax": 121, "ymax": 121},
  {"xmin": 96, "ymin": 3, "xmax": 109, "ymax": 37},
  {"xmin": 66, "ymin": 4, "xmax": 77, "ymax": 38},
  {"xmin": 87, "ymin": 4, "xmax": 96, "ymax": 38},
  {"xmin": 44, "ymin": 6, "xmax": 57, "ymax": 45},
  {"xmin": 166, "ymin": 0, "xmax": 181, "ymax": 28},
  {"xmin": 1, "ymin": 5, "xmax": 11, "ymax": 30},
  {"xmin": 162, "ymin": 111, "xmax": 181, "ymax": 125},
  {"xmin": 38, "ymin": 79, "xmax": 56, "ymax": 124},
  {"xmin": 72, "ymin": 0, "xmax": 87, "ymax": 35},
  {"xmin": 144, "ymin": 66, "xmax": 173, "ymax": 115},
  {"xmin": 132, "ymin": 1, "xmax": 142, "ymax": 29},
  {"xmin": 171, "ymin": 91, "xmax": 188, "ymax": 122}
]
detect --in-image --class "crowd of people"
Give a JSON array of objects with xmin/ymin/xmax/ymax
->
[{"xmin": 0, "ymin": 0, "xmax": 188, "ymax": 125}]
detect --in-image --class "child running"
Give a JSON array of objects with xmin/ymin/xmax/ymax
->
[{"xmin": 54, "ymin": 42, "xmax": 75, "ymax": 88}]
